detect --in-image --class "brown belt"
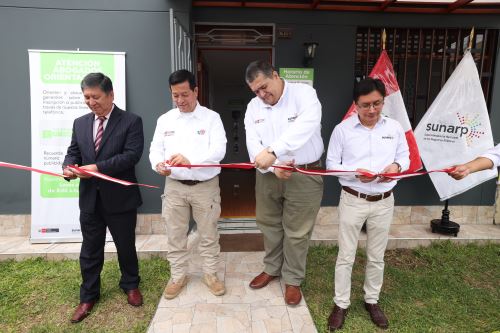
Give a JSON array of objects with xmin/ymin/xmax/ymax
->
[
  {"xmin": 342, "ymin": 186, "xmax": 392, "ymax": 202},
  {"xmin": 294, "ymin": 160, "xmax": 322, "ymax": 170}
]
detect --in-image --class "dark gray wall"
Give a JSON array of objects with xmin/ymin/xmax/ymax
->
[
  {"xmin": 193, "ymin": 7, "xmax": 500, "ymax": 206},
  {"xmin": 0, "ymin": 0, "xmax": 190, "ymax": 213},
  {"xmin": 0, "ymin": 3, "xmax": 498, "ymax": 214}
]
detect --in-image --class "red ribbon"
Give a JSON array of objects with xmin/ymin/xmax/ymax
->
[
  {"xmin": 0, "ymin": 161, "xmax": 160, "ymax": 189},
  {"xmin": 166, "ymin": 162, "xmax": 456, "ymax": 180},
  {"xmin": 0, "ymin": 161, "xmax": 66, "ymax": 178},
  {"xmin": 1, "ymin": 161, "xmax": 456, "ymax": 190},
  {"xmin": 69, "ymin": 165, "xmax": 160, "ymax": 189}
]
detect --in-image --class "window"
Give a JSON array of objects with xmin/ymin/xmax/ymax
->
[{"xmin": 355, "ymin": 27, "xmax": 498, "ymax": 126}]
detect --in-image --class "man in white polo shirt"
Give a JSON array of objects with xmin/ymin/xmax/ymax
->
[
  {"xmin": 149, "ymin": 70, "xmax": 227, "ymax": 299},
  {"xmin": 326, "ymin": 78, "xmax": 409, "ymax": 331},
  {"xmin": 244, "ymin": 60, "xmax": 324, "ymax": 306},
  {"xmin": 449, "ymin": 144, "xmax": 500, "ymax": 179}
]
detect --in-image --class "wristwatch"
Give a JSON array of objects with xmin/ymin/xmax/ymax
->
[
  {"xmin": 393, "ymin": 162, "xmax": 402, "ymax": 172},
  {"xmin": 267, "ymin": 146, "xmax": 277, "ymax": 157}
]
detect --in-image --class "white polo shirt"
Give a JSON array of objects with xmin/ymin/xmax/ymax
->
[
  {"xmin": 244, "ymin": 80, "xmax": 324, "ymax": 172},
  {"xmin": 326, "ymin": 114, "xmax": 410, "ymax": 194},
  {"xmin": 149, "ymin": 103, "xmax": 227, "ymax": 181}
]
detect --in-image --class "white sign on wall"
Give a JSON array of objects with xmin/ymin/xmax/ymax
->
[{"xmin": 28, "ymin": 50, "xmax": 126, "ymax": 243}]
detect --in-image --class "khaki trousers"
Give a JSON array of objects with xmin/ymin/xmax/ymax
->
[
  {"xmin": 256, "ymin": 171, "xmax": 323, "ymax": 286},
  {"xmin": 334, "ymin": 189, "xmax": 394, "ymax": 309},
  {"xmin": 162, "ymin": 176, "xmax": 221, "ymax": 281}
]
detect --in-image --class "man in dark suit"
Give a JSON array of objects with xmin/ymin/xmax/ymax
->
[{"xmin": 63, "ymin": 72, "xmax": 144, "ymax": 323}]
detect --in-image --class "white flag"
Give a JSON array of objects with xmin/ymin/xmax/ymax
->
[{"xmin": 414, "ymin": 51, "xmax": 497, "ymax": 200}]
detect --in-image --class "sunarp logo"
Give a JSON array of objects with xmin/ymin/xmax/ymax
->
[
  {"xmin": 424, "ymin": 113, "xmax": 485, "ymax": 146},
  {"xmin": 456, "ymin": 113, "xmax": 485, "ymax": 146}
]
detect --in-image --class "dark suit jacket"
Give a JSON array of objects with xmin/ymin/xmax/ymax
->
[{"xmin": 63, "ymin": 106, "xmax": 144, "ymax": 214}]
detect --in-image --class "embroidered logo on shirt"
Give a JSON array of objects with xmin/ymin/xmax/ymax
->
[
  {"xmin": 381, "ymin": 135, "xmax": 394, "ymax": 140},
  {"xmin": 164, "ymin": 130, "xmax": 175, "ymax": 136},
  {"xmin": 288, "ymin": 114, "xmax": 298, "ymax": 122},
  {"xmin": 197, "ymin": 129, "xmax": 206, "ymax": 135},
  {"xmin": 254, "ymin": 119, "xmax": 265, "ymax": 124}
]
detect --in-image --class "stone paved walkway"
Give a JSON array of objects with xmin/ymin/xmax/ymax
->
[{"xmin": 147, "ymin": 250, "xmax": 316, "ymax": 333}]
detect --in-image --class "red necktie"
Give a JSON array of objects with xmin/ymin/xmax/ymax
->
[{"xmin": 94, "ymin": 116, "xmax": 106, "ymax": 152}]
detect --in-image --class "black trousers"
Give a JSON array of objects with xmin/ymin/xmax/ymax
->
[{"xmin": 79, "ymin": 194, "xmax": 140, "ymax": 302}]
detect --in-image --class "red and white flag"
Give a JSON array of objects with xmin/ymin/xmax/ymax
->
[{"xmin": 343, "ymin": 50, "xmax": 422, "ymax": 172}]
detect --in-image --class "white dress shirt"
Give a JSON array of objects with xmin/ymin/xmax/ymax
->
[
  {"xmin": 149, "ymin": 103, "xmax": 227, "ymax": 181},
  {"xmin": 326, "ymin": 115, "xmax": 410, "ymax": 194},
  {"xmin": 481, "ymin": 143, "xmax": 500, "ymax": 168},
  {"xmin": 93, "ymin": 105, "xmax": 114, "ymax": 140},
  {"xmin": 244, "ymin": 80, "xmax": 324, "ymax": 173}
]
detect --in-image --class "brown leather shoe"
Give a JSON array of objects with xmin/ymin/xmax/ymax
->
[
  {"xmin": 327, "ymin": 305, "xmax": 348, "ymax": 331},
  {"xmin": 249, "ymin": 272, "xmax": 278, "ymax": 289},
  {"xmin": 70, "ymin": 301, "xmax": 96, "ymax": 323},
  {"xmin": 284, "ymin": 284, "xmax": 302, "ymax": 305},
  {"xmin": 126, "ymin": 288, "xmax": 143, "ymax": 307},
  {"xmin": 364, "ymin": 302, "xmax": 389, "ymax": 329}
]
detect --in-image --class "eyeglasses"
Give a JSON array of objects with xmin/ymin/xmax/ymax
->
[{"xmin": 357, "ymin": 99, "xmax": 384, "ymax": 111}]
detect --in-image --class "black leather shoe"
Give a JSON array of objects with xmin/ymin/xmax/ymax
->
[
  {"xmin": 364, "ymin": 302, "xmax": 389, "ymax": 329},
  {"xmin": 327, "ymin": 304, "xmax": 348, "ymax": 331}
]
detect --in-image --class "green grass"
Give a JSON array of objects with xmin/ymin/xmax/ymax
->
[
  {"xmin": 0, "ymin": 257, "xmax": 169, "ymax": 333},
  {"xmin": 303, "ymin": 241, "xmax": 500, "ymax": 333},
  {"xmin": 1, "ymin": 243, "xmax": 499, "ymax": 333}
]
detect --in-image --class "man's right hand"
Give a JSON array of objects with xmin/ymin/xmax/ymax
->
[
  {"xmin": 63, "ymin": 166, "xmax": 78, "ymax": 180},
  {"xmin": 356, "ymin": 168, "xmax": 377, "ymax": 183},
  {"xmin": 156, "ymin": 162, "xmax": 171, "ymax": 176}
]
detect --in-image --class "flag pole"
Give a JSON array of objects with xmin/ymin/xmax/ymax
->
[
  {"xmin": 467, "ymin": 27, "xmax": 475, "ymax": 51},
  {"xmin": 430, "ymin": 200, "xmax": 460, "ymax": 237},
  {"xmin": 382, "ymin": 29, "xmax": 386, "ymax": 50}
]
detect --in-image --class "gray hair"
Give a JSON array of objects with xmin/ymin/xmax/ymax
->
[{"xmin": 245, "ymin": 60, "xmax": 275, "ymax": 83}]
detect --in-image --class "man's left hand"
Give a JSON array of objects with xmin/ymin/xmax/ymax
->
[
  {"xmin": 448, "ymin": 164, "xmax": 470, "ymax": 180},
  {"xmin": 255, "ymin": 148, "xmax": 276, "ymax": 170},
  {"xmin": 274, "ymin": 160, "xmax": 294, "ymax": 180},
  {"xmin": 378, "ymin": 163, "xmax": 399, "ymax": 183}
]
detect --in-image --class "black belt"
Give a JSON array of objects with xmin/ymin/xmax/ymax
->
[
  {"xmin": 178, "ymin": 179, "xmax": 203, "ymax": 186},
  {"xmin": 294, "ymin": 160, "xmax": 322, "ymax": 170},
  {"xmin": 342, "ymin": 186, "xmax": 392, "ymax": 202},
  {"xmin": 177, "ymin": 176, "xmax": 215, "ymax": 186}
]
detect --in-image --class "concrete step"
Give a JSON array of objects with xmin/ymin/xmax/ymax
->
[{"xmin": 1, "ymin": 224, "xmax": 499, "ymax": 261}]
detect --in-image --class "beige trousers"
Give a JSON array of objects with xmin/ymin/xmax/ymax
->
[
  {"xmin": 255, "ymin": 171, "xmax": 323, "ymax": 286},
  {"xmin": 334, "ymin": 189, "xmax": 394, "ymax": 309},
  {"xmin": 162, "ymin": 176, "xmax": 221, "ymax": 281}
]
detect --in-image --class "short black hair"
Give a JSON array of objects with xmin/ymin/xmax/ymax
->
[
  {"xmin": 81, "ymin": 73, "xmax": 113, "ymax": 93},
  {"xmin": 353, "ymin": 77, "xmax": 386, "ymax": 103},
  {"xmin": 245, "ymin": 60, "xmax": 275, "ymax": 84},
  {"xmin": 169, "ymin": 69, "xmax": 196, "ymax": 90}
]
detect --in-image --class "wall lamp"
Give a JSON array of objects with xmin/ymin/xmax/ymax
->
[{"xmin": 303, "ymin": 41, "xmax": 319, "ymax": 67}]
